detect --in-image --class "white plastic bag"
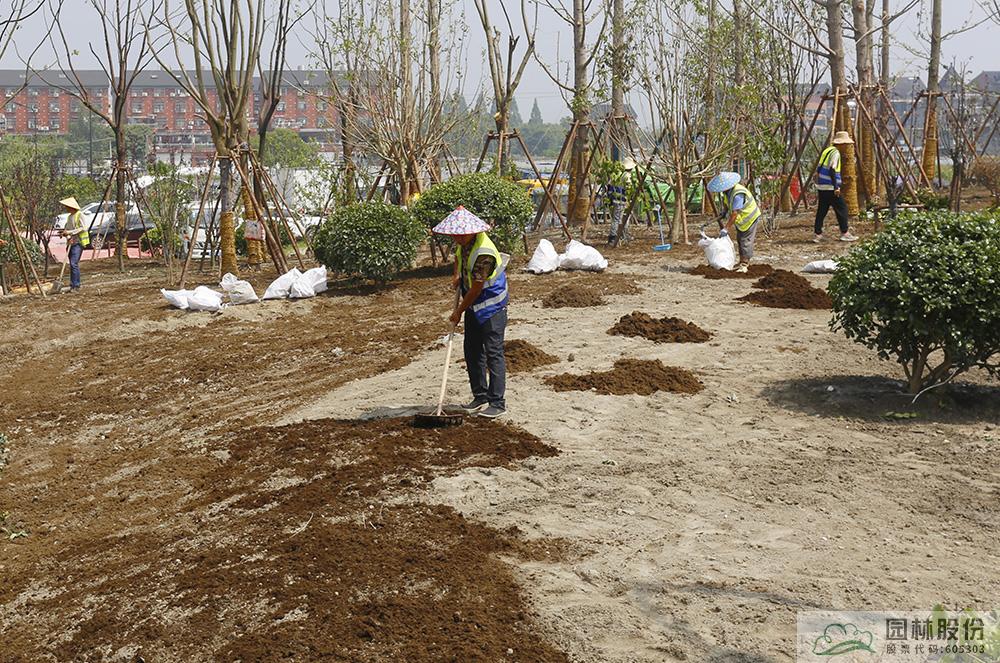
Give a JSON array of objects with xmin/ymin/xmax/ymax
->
[
  {"xmin": 525, "ymin": 239, "xmax": 560, "ymax": 274},
  {"xmin": 161, "ymin": 288, "xmax": 193, "ymax": 310},
  {"xmin": 263, "ymin": 268, "xmax": 302, "ymax": 300},
  {"xmin": 803, "ymin": 259, "xmax": 838, "ymax": 274},
  {"xmin": 558, "ymin": 240, "xmax": 608, "ymax": 272},
  {"xmin": 698, "ymin": 233, "xmax": 737, "ymax": 270},
  {"xmin": 186, "ymin": 285, "xmax": 225, "ymax": 312},
  {"xmin": 289, "ymin": 266, "xmax": 329, "ymax": 298},
  {"xmin": 220, "ymin": 272, "xmax": 260, "ymax": 305}
]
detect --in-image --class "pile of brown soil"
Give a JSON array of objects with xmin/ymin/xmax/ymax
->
[
  {"xmin": 546, "ymin": 358, "xmax": 703, "ymax": 396},
  {"xmin": 689, "ymin": 264, "xmax": 774, "ymax": 279},
  {"xmin": 739, "ymin": 268, "xmax": 832, "ymax": 310},
  {"xmin": 2, "ymin": 416, "xmax": 567, "ymax": 662},
  {"xmin": 608, "ymin": 311, "xmax": 712, "ymax": 344},
  {"xmin": 505, "ymin": 339, "xmax": 560, "ymax": 372},
  {"xmin": 542, "ymin": 283, "xmax": 606, "ymax": 308}
]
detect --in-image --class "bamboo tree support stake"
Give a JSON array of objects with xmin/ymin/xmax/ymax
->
[
  {"xmin": 88, "ymin": 168, "xmax": 118, "ymax": 258},
  {"xmin": 529, "ymin": 122, "xmax": 576, "ymax": 240},
  {"xmin": 624, "ymin": 121, "xmax": 674, "ymax": 238},
  {"xmin": 231, "ymin": 156, "xmax": 289, "ymax": 274},
  {"xmin": 939, "ymin": 92, "xmax": 979, "ymax": 161},
  {"xmin": 178, "ymin": 155, "xmax": 219, "ymax": 288},
  {"xmin": 878, "ymin": 87, "xmax": 931, "ymax": 187},
  {"xmin": 239, "ymin": 149, "xmax": 304, "ymax": 268},
  {"xmin": 779, "ymin": 95, "xmax": 827, "ymax": 219},
  {"xmin": 853, "ymin": 94, "xmax": 921, "ymax": 202},
  {"xmin": 0, "ymin": 199, "xmax": 36, "ymax": 296},
  {"xmin": 511, "ymin": 129, "xmax": 569, "ymax": 236},
  {"xmin": 474, "ymin": 132, "xmax": 496, "ymax": 173},
  {"xmin": 247, "ymin": 148, "xmax": 314, "ymax": 253},
  {"xmin": 619, "ymin": 127, "xmax": 669, "ymax": 243},
  {"xmin": 0, "ymin": 185, "xmax": 46, "ymax": 297}
]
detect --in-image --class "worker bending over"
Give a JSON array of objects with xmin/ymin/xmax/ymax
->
[
  {"xmin": 432, "ymin": 206, "xmax": 509, "ymax": 419},
  {"xmin": 708, "ymin": 171, "xmax": 760, "ymax": 273}
]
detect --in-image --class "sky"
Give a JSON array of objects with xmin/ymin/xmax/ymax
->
[{"xmin": 1, "ymin": 0, "xmax": 996, "ymax": 124}]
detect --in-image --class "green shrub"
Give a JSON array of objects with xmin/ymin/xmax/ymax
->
[
  {"xmin": 829, "ymin": 210, "xmax": 1000, "ymax": 395},
  {"xmin": 410, "ymin": 173, "xmax": 533, "ymax": 254},
  {"xmin": 0, "ymin": 235, "xmax": 43, "ymax": 266},
  {"xmin": 313, "ymin": 202, "xmax": 425, "ymax": 282}
]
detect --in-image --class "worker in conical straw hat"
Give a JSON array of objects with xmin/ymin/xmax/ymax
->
[
  {"xmin": 58, "ymin": 196, "xmax": 90, "ymax": 292},
  {"xmin": 432, "ymin": 206, "xmax": 510, "ymax": 419},
  {"xmin": 813, "ymin": 131, "xmax": 859, "ymax": 243},
  {"xmin": 707, "ymin": 171, "xmax": 762, "ymax": 273}
]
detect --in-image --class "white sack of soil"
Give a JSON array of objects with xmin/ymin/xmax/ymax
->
[
  {"xmin": 263, "ymin": 268, "xmax": 302, "ymax": 300},
  {"xmin": 160, "ymin": 288, "xmax": 194, "ymax": 309},
  {"xmin": 289, "ymin": 266, "xmax": 329, "ymax": 298},
  {"xmin": 220, "ymin": 273, "xmax": 260, "ymax": 305},
  {"xmin": 558, "ymin": 240, "xmax": 608, "ymax": 272},
  {"xmin": 186, "ymin": 286, "xmax": 225, "ymax": 312},
  {"xmin": 803, "ymin": 259, "xmax": 838, "ymax": 273},
  {"xmin": 698, "ymin": 233, "xmax": 736, "ymax": 270},
  {"xmin": 525, "ymin": 238, "xmax": 560, "ymax": 274}
]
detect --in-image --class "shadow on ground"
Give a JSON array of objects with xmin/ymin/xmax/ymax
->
[{"xmin": 763, "ymin": 373, "xmax": 1000, "ymax": 424}]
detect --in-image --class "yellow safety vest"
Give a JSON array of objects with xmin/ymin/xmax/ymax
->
[
  {"xmin": 455, "ymin": 232, "xmax": 503, "ymax": 290},
  {"xmin": 69, "ymin": 211, "xmax": 90, "ymax": 248},
  {"xmin": 725, "ymin": 184, "xmax": 761, "ymax": 232}
]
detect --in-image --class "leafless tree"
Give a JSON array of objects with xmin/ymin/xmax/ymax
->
[
  {"xmin": 47, "ymin": 0, "xmax": 161, "ymax": 272},
  {"xmin": 473, "ymin": 0, "xmax": 536, "ymax": 172},
  {"xmin": 531, "ymin": 0, "xmax": 609, "ymax": 237},
  {"xmin": 149, "ymin": 0, "xmax": 267, "ymax": 277}
]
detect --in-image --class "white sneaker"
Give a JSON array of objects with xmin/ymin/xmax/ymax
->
[
  {"xmin": 733, "ymin": 263, "xmax": 749, "ymax": 273},
  {"xmin": 813, "ymin": 234, "xmax": 823, "ymax": 243},
  {"xmin": 840, "ymin": 232, "xmax": 859, "ymax": 242}
]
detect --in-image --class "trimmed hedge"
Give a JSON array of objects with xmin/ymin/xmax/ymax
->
[
  {"xmin": 313, "ymin": 202, "xmax": 425, "ymax": 282},
  {"xmin": 410, "ymin": 173, "xmax": 533, "ymax": 254}
]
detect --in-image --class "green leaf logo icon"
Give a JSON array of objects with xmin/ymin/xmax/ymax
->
[{"xmin": 812, "ymin": 623, "xmax": 875, "ymax": 656}]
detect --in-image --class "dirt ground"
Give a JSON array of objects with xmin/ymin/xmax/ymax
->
[{"xmin": 2, "ymin": 215, "xmax": 999, "ymax": 662}]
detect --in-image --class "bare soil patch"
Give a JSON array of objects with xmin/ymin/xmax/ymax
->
[
  {"xmin": 739, "ymin": 268, "xmax": 832, "ymax": 310},
  {"xmin": 608, "ymin": 311, "xmax": 712, "ymax": 344},
  {"xmin": 542, "ymin": 283, "xmax": 605, "ymax": 308},
  {"xmin": 688, "ymin": 263, "xmax": 774, "ymax": 279},
  {"xmin": 546, "ymin": 358, "xmax": 703, "ymax": 396},
  {"xmin": 515, "ymin": 271, "xmax": 643, "ymax": 304},
  {"xmin": 1, "ymin": 416, "xmax": 567, "ymax": 662},
  {"xmin": 505, "ymin": 339, "xmax": 560, "ymax": 373}
]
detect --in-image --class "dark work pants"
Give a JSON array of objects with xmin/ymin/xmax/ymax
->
[
  {"xmin": 464, "ymin": 307, "xmax": 507, "ymax": 409},
  {"xmin": 814, "ymin": 190, "xmax": 850, "ymax": 235},
  {"xmin": 68, "ymin": 243, "xmax": 83, "ymax": 289}
]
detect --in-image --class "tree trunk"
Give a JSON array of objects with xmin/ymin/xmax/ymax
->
[
  {"xmin": 670, "ymin": 173, "xmax": 685, "ymax": 243},
  {"xmin": 570, "ymin": 0, "xmax": 592, "ymax": 239},
  {"xmin": 495, "ymin": 113, "xmax": 511, "ymax": 173},
  {"xmin": 852, "ymin": 0, "xmax": 876, "ymax": 206},
  {"xmin": 878, "ymin": 0, "xmax": 890, "ymax": 199},
  {"xmin": 339, "ymin": 90, "xmax": 357, "ymax": 207},
  {"xmin": 826, "ymin": 0, "xmax": 859, "ymax": 216},
  {"xmin": 702, "ymin": 0, "xmax": 717, "ymax": 214},
  {"xmin": 427, "ymin": 0, "xmax": 441, "ymax": 182},
  {"xmin": 610, "ymin": 0, "xmax": 625, "ymax": 162},
  {"xmin": 115, "ymin": 131, "xmax": 128, "ymax": 272},
  {"xmin": 399, "ymin": 0, "xmax": 415, "ymax": 201},
  {"xmin": 218, "ymin": 157, "xmax": 239, "ymax": 277},
  {"xmin": 922, "ymin": 0, "xmax": 942, "ymax": 182}
]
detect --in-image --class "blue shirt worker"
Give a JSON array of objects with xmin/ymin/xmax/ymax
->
[
  {"xmin": 814, "ymin": 131, "xmax": 859, "ymax": 243},
  {"xmin": 708, "ymin": 171, "xmax": 761, "ymax": 273},
  {"xmin": 433, "ymin": 206, "xmax": 509, "ymax": 419},
  {"xmin": 58, "ymin": 197, "xmax": 90, "ymax": 292}
]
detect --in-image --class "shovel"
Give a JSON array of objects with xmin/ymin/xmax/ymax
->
[
  {"xmin": 49, "ymin": 256, "xmax": 69, "ymax": 295},
  {"xmin": 414, "ymin": 288, "xmax": 465, "ymax": 428}
]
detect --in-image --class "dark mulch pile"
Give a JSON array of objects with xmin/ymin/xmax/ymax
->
[
  {"xmin": 608, "ymin": 311, "xmax": 712, "ymax": 343},
  {"xmin": 688, "ymin": 264, "xmax": 774, "ymax": 279},
  {"xmin": 738, "ymin": 269, "xmax": 832, "ymax": 310},
  {"xmin": 546, "ymin": 358, "xmax": 703, "ymax": 396},
  {"xmin": 541, "ymin": 283, "xmax": 606, "ymax": 308},
  {"xmin": 505, "ymin": 339, "xmax": 560, "ymax": 373}
]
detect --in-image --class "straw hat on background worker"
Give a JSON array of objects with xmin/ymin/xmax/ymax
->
[{"xmin": 832, "ymin": 131, "xmax": 854, "ymax": 145}]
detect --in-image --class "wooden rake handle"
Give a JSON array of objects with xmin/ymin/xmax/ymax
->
[{"xmin": 434, "ymin": 288, "xmax": 462, "ymax": 416}]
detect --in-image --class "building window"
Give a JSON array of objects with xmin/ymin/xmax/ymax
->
[
  {"xmin": 153, "ymin": 88, "xmax": 161, "ymax": 97},
  {"xmin": 153, "ymin": 101, "xmax": 164, "ymax": 113},
  {"xmin": 49, "ymin": 102, "xmax": 60, "ymax": 113},
  {"xmin": 52, "ymin": 118, "xmax": 60, "ymax": 129},
  {"xmin": 6, "ymin": 114, "xmax": 15, "ymax": 126},
  {"xmin": 52, "ymin": 89, "xmax": 60, "ymax": 97},
  {"xmin": 297, "ymin": 101, "xmax": 307, "ymax": 111},
  {"xmin": 28, "ymin": 102, "xmax": 38, "ymax": 112},
  {"xmin": 27, "ymin": 118, "xmax": 35, "ymax": 129},
  {"xmin": 276, "ymin": 101, "xmax": 285, "ymax": 112},
  {"xmin": 132, "ymin": 102, "xmax": 143, "ymax": 114},
  {"xmin": 28, "ymin": 88, "xmax": 38, "ymax": 96},
  {"xmin": 174, "ymin": 100, "xmax": 186, "ymax": 114},
  {"xmin": 317, "ymin": 100, "xmax": 327, "ymax": 111}
]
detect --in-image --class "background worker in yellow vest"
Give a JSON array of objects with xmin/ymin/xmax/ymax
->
[
  {"xmin": 708, "ymin": 171, "xmax": 760, "ymax": 273},
  {"xmin": 432, "ymin": 206, "xmax": 510, "ymax": 419},
  {"xmin": 814, "ymin": 131, "xmax": 859, "ymax": 243},
  {"xmin": 58, "ymin": 197, "xmax": 90, "ymax": 292}
]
